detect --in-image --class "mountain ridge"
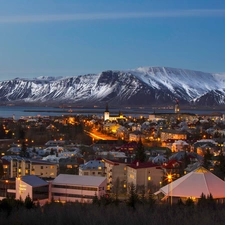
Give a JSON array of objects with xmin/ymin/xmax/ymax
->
[{"xmin": 1, "ymin": 66, "xmax": 225, "ymax": 107}]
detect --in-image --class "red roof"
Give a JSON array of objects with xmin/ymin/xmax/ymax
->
[
  {"xmin": 162, "ymin": 159, "xmax": 182, "ymax": 169},
  {"xmin": 128, "ymin": 161, "xmax": 159, "ymax": 169}
]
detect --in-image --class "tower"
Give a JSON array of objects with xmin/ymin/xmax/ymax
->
[
  {"xmin": 104, "ymin": 103, "xmax": 110, "ymax": 121},
  {"xmin": 175, "ymin": 99, "xmax": 180, "ymax": 113}
]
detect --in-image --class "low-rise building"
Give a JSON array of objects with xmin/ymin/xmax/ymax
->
[
  {"xmin": 79, "ymin": 160, "xmax": 105, "ymax": 176},
  {"xmin": 50, "ymin": 174, "xmax": 106, "ymax": 203},
  {"xmin": 15, "ymin": 175, "xmax": 49, "ymax": 205},
  {"xmin": 160, "ymin": 129, "xmax": 187, "ymax": 142}
]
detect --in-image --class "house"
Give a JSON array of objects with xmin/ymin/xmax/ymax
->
[
  {"xmin": 45, "ymin": 140, "xmax": 65, "ymax": 146},
  {"xmin": 160, "ymin": 129, "xmax": 187, "ymax": 142},
  {"xmin": 79, "ymin": 160, "xmax": 105, "ymax": 177},
  {"xmin": 129, "ymin": 131, "xmax": 145, "ymax": 142},
  {"xmin": 127, "ymin": 161, "xmax": 163, "ymax": 193},
  {"xmin": 50, "ymin": 174, "xmax": 107, "ymax": 203},
  {"xmin": 171, "ymin": 140, "xmax": 189, "ymax": 152}
]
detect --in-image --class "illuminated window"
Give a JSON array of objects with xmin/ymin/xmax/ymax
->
[
  {"xmin": 148, "ymin": 176, "xmax": 151, "ymax": 181},
  {"xmin": 98, "ymin": 166, "xmax": 102, "ymax": 170},
  {"xmin": 50, "ymin": 166, "xmax": 54, "ymax": 169},
  {"xmin": 67, "ymin": 165, "xmax": 72, "ymax": 169},
  {"xmin": 124, "ymin": 167, "xmax": 126, "ymax": 171}
]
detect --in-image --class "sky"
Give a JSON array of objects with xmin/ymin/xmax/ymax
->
[{"xmin": 0, "ymin": 0, "xmax": 225, "ymax": 80}]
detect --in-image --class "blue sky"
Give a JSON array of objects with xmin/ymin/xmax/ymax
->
[{"xmin": 0, "ymin": 0, "xmax": 225, "ymax": 80}]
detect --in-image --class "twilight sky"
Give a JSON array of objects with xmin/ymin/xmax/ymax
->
[{"xmin": 0, "ymin": 0, "xmax": 225, "ymax": 80}]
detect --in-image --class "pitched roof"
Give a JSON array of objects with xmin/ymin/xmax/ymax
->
[{"xmin": 155, "ymin": 167, "xmax": 225, "ymax": 199}]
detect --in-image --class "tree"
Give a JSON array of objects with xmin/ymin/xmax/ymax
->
[
  {"xmin": 203, "ymin": 149, "xmax": 212, "ymax": 169},
  {"xmin": 186, "ymin": 197, "xmax": 194, "ymax": 207},
  {"xmin": 24, "ymin": 194, "xmax": 35, "ymax": 209},
  {"xmin": 135, "ymin": 139, "xmax": 146, "ymax": 162},
  {"xmin": 92, "ymin": 193, "xmax": 99, "ymax": 205},
  {"xmin": 19, "ymin": 141, "xmax": 27, "ymax": 157},
  {"xmin": 147, "ymin": 192, "xmax": 156, "ymax": 207},
  {"xmin": 127, "ymin": 183, "xmax": 139, "ymax": 209},
  {"xmin": 197, "ymin": 193, "xmax": 207, "ymax": 207}
]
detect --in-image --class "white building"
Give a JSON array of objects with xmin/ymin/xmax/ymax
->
[
  {"xmin": 15, "ymin": 175, "xmax": 49, "ymax": 205},
  {"xmin": 50, "ymin": 174, "xmax": 107, "ymax": 203}
]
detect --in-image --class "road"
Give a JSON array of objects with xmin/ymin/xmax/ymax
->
[{"xmin": 85, "ymin": 129, "xmax": 117, "ymax": 141}]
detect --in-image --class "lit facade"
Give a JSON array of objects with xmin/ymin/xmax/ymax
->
[
  {"xmin": 104, "ymin": 159, "xmax": 128, "ymax": 191},
  {"xmin": 16, "ymin": 175, "xmax": 49, "ymax": 205},
  {"xmin": 160, "ymin": 130, "xmax": 187, "ymax": 142},
  {"xmin": 127, "ymin": 162, "xmax": 163, "ymax": 193},
  {"xmin": 2, "ymin": 156, "xmax": 57, "ymax": 179},
  {"xmin": 50, "ymin": 174, "xmax": 107, "ymax": 203}
]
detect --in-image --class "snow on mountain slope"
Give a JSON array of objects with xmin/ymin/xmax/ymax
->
[
  {"xmin": 129, "ymin": 67, "xmax": 225, "ymax": 101},
  {"xmin": 0, "ymin": 67, "xmax": 225, "ymax": 106}
]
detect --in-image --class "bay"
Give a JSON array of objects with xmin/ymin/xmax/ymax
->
[{"xmin": 0, "ymin": 106, "xmax": 225, "ymax": 119}]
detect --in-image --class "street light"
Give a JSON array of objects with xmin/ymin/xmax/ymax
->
[
  {"xmin": 167, "ymin": 174, "xmax": 173, "ymax": 205},
  {"xmin": 5, "ymin": 180, "xmax": 8, "ymax": 197}
]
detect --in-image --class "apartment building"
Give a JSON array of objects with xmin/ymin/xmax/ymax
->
[
  {"xmin": 2, "ymin": 156, "xmax": 57, "ymax": 179},
  {"xmin": 79, "ymin": 160, "xmax": 105, "ymax": 177},
  {"xmin": 127, "ymin": 161, "xmax": 163, "ymax": 193},
  {"xmin": 104, "ymin": 159, "xmax": 128, "ymax": 191}
]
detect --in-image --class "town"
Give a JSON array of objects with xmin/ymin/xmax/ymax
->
[{"xmin": 0, "ymin": 102, "xmax": 225, "ymax": 209}]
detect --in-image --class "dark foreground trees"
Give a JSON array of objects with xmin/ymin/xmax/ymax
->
[{"xmin": 1, "ymin": 196, "xmax": 225, "ymax": 225}]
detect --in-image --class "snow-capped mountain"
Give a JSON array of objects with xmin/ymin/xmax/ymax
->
[{"xmin": 0, "ymin": 67, "xmax": 225, "ymax": 106}]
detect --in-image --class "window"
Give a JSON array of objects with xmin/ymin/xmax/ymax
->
[{"xmin": 41, "ymin": 166, "xmax": 43, "ymax": 169}]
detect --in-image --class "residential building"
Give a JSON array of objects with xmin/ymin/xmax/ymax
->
[
  {"xmin": 127, "ymin": 161, "xmax": 163, "ymax": 193},
  {"xmin": 50, "ymin": 174, "xmax": 106, "ymax": 203},
  {"xmin": 129, "ymin": 131, "xmax": 145, "ymax": 142},
  {"xmin": 171, "ymin": 140, "xmax": 189, "ymax": 152},
  {"xmin": 79, "ymin": 160, "xmax": 105, "ymax": 176},
  {"xmin": 2, "ymin": 156, "xmax": 57, "ymax": 179},
  {"xmin": 104, "ymin": 159, "xmax": 128, "ymax": 191},
  {"xmin": 160, "ymin": 129, "xmax": 187, "ymax": 142}
]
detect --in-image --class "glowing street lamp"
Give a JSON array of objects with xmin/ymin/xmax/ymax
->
[{"xmin": 167, "ymin": 173, "xmax": 173, "ymax": 205}]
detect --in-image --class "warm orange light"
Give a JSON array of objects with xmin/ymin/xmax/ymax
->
[{"xmin": 167, "ymin": 174, "xmax": 172, "ymax": 182}]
